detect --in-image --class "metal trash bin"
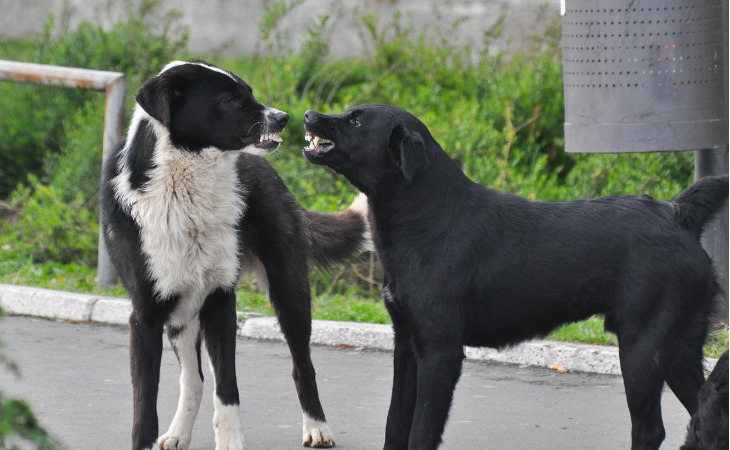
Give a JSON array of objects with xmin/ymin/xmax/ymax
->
[
  {"xmin": 561, "ymin": 0, "xmax": 727, "ymax": 153},
  {"xmin": 561, "ymin": 0, "xmax": 729, "ymax": 321}
]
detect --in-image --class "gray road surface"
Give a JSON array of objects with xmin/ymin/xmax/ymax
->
[{"xmin": 0, "ymin": 316, "xmax": 691, "ymax": 449}]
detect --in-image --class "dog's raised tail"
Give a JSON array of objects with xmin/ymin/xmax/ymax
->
[
  {"xmin": 304, "ymin": 193, "xmax": 372, "ymax": 269},
  {"xmin": 674, "ymin": 175, "xmax": 729, "ymax": 236}
]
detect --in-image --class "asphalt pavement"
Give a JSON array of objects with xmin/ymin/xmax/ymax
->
[{"xmin": 0, "ymin": 315, "xmax": 692, "ymax": 450}]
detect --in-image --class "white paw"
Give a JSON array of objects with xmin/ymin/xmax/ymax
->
[
  {"xmin": 213, "ymin": 401, "xmax": 247, "ymax": 450},
  {"xmin": 157, "ymin": 434, "xmax": 189, "ymax": 450},
  {"xmin": 214, "ymin": 435, "xmax": 247, "ymax": 450},
  {"xmin": 302, "ymin": 414, "xmax": 335, "ymax": 448}
]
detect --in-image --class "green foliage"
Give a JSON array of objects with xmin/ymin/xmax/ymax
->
[
  {"xmin": 0, "ymin": 0, "xmax": 188, "ymax": 198},
  {"xmin": 547, "ymin": 316, "xmax": 618, "ymax": 347},
  {"xmin": 0, "ymin": 394, "xmax": 56, "ymax": 450},
  {"xmin": 311, "ymin": 291, "xmax": 390, "ymax": 324},
  {"xmin": 42, "ymin": 100, "xmax": 105, "ymax": 203},
  {"xmin": 0, "ymin": 260, "xmax": 129, "ymax": 298},
  {"xmin": 234, "ymin": 279, "xmax": 389, "ymax": 324},
  {"xmin": 705, "ymin": 327, "xmax": 730, "ymax": 359},
  {"xmin": 0, "ymin": 178, "xmax": 98, "ymax": 266}
]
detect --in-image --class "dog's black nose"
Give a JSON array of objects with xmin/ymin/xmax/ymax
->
[
  {"xmin": 272, "ymin": 110, "xmax": 289, "ymax": 126},
  {"xmin": 304, "ymin": 110, "xmax": 318, "ymax": 123}
]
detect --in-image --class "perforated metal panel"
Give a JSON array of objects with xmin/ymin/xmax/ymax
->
[{"xmin": 562, "ymin": 0, "xmax": 727, "ymax": 153}]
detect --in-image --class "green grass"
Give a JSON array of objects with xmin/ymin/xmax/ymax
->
[
  {"xmin": 704, "ymin": 327, "xmax": 730, "ymax": 359},
  {"xmin": 547, "ymin": 315, "xmax": 618, "ymax": 346},
  {"xmin": 0, "ymin": 260, "xmax": 127, "ymax": 298},
  {"xmin": 1, "ymin": 261, "xmax": 726, "ymax": 358}
]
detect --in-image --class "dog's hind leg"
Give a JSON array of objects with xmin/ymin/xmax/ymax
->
[
  {"xmin": 201, "ymin": 288, "xmax": 247, "ymax": 450},
  {"xmin": 264, "ymin": 265, "xmax": 335, "ymax": 448},
  {"xmin": 665, "ymin": 345, "xmax": 706, "ymax": 416},
  {"xmin": 618, "ymin": 341, "xmax": 667, "ymax": 450},
  {"xmin": 664, "ymin": 289, "xmax": 713, "ymax": 416},
  {"xmin": 157, "ymin": 319, "xmax": 204, "ymax": 450},
  {"xmin": 130, "ymin": 312, "xmax": 165, "ymax": 450}
]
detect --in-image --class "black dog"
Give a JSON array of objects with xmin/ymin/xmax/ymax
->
[
  {"xmin": 302, "ymin": 104, "xmax": 728, "ymax": 450},
  {"xmin": 682, "ymin": 351, "xmax": 729, "ymax": 450},
  {"xmin": 100, "ymin": 61, "xmax": 370, "ymax": 450}
]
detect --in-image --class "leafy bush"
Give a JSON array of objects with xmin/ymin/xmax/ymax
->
[
  {"xmin": 0, "ymin": 394, "xmax": 56, "ymax": 450},
  {"xmin": 0, "ymin": 178, "xmax": 98, "ymax": 266},
  {"xmin": 41, "ymin": 100, "xmax": 105, "ymax": 204},
  {"xmin": 0, "ymin": 0, "xmax": 188, "ymax": 199},
  {"xmin": 0, "ymin": 0, "xmax": 189, "ymax": 276}
]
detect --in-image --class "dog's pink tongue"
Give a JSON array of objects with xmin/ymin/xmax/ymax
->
[{"xmin": 271, "ymin": 135, "xmax": 283, "ymax": 142}]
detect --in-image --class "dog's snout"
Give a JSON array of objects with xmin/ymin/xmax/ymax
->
[
  {"xmin": 304, "ymin": 110, "xmax": 318, "ymax": 124},
  {"xmin": 272, "ymin": 110, "xmax": 289, "ymax": 126}
]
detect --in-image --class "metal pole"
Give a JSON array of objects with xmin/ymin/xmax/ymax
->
[
  {"xmin": 0, "ymin": 60, "xmax": 125, "ymax": 289},
  {"xmin": 695, "ymin": 1, "xmax": 729, "ymax": 324}
]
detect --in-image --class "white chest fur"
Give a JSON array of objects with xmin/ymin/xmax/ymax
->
[{"xmin": 113, "ymin": 141, "xmax": 245, "ymax": 301}]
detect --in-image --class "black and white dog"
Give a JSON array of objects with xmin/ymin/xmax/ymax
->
[
  {"xmin": 302, "ymin": 104, "xmax": 728, "ymax": 450},
  {"xmin": 100, "ymin": 61, "xmax": 369, "ymax": 450}
]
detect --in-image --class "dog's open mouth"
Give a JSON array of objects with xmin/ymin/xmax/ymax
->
[
  {"xmin": 254, "ymin": 132, "xmax": 283, "ymax": 150},
  {"xmin": 304, "ymin": 130, "xmax": 335, "ymax": 156}
]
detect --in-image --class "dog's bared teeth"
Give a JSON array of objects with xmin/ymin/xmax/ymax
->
[
  {"xmin": 309, "ymin": 140, "xmax": 316, "ymax": 149},
  {"xmin": 313, "ymin": 136, "xmax": 321, "ymax": 147}
]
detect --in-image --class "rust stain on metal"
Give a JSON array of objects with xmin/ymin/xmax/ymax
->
[
  {"xmin": 0, "ymin": 60, "xmax": 124, "ymax": 92},
  {"xmin": 1, "ymin": 69, "xmax": 107, "ymax": 90}
]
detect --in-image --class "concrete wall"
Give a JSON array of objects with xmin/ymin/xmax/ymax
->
[{"xmin": 0, "ymin": 0, "xmax": 558, "ymax": 59}]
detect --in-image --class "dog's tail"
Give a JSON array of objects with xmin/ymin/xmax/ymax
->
[
  {"xmin": 304, "ymin": 193, "xmax": 372, "ymax": 268},
  {"xmin": 673, "ymin": 175, "xmax": 729, "ymax": 236}
]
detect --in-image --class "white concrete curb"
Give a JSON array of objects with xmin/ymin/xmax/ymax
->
[
  {"xmin": 1, "ymin": 284, "xmax": 718, "ymax": 375},
  {"xmin": 240, "ymin": 316, "xmax": 627, "ymax": 375},
  {"xmin": 0, "ymin": 284, "xmax": 108, "ymax": 322},
  {"xmin": 241, "ymin": 317, "xmax": 396, "ymax": 352}
]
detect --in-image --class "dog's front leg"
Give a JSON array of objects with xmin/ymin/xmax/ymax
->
[
  {"xmin": 201, "ymin": 288, "xmax": 247, "ymax": 450},
  {"xmin": 383, "ymin": 287, "xmax": 417, "ymax": 450},
  {"xmin": 158, "ymin": 319, "xmax": 204, "ymax": 450},
  {"xmin": 408, "ymin": 344, "xmax": 464, "ymax": 450},
  {"xmin": 130, "ymin": 312, "xmax": 165, "ymax": 450},
  {"xmin": 383, "ymin": 327, "xmax": 418, "ymax": 450}
]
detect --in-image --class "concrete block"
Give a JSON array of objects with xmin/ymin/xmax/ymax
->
[
  {"xmin": 90, "ymin": 297, "xmax": 132, "ymax": 325},
  {"xmin": 0, "ymin": 284, "xmax": 96, "ymax": 321}
]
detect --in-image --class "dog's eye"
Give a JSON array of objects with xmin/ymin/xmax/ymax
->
[
  {"xmin": 349, "ymin": 118, "xmax": 361, "ymax": 127},
  {"xmin": 222, "ymin": 97, "xmax": 240, "ymax": 107}
]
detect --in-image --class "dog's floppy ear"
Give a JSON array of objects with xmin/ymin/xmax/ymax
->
[
  {"xmin": 388, "ymin": 124, "xmax": 430, "ymax": 182},
  {"xmin": 135, "ymin": 74, "xmax": 178, "ymax": 126}
]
